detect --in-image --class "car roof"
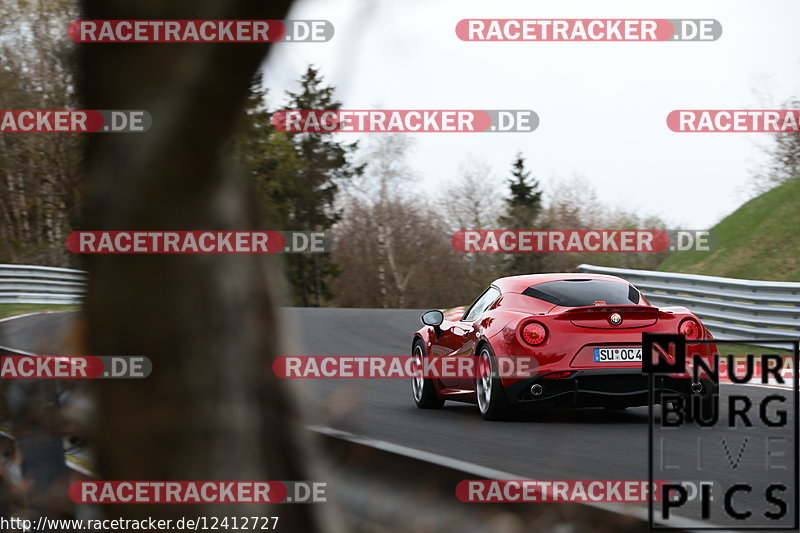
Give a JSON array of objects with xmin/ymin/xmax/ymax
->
[{"xmin": 492, "ymin": 273, "xmax": 630, "ymax": 294}]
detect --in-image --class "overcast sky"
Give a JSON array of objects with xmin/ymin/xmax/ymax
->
[{"xmin": 262, "ymin": 0, "xmax": 800, "ymax": 228}]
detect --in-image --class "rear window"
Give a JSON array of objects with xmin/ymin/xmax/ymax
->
[{"xmin": 522, "ymin": 279, "xmax": 640, "ymax": 307}]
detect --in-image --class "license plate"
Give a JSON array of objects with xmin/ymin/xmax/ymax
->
[{"xmin": 593, "ymin": 347, "xmax": 642, "ymax": 362}]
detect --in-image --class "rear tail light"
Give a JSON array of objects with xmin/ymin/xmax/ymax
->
[
  {"xmin": 679, "ymin": 318, "xmax": 702, "ymax": 340},
  {"xmin": 541, "ymin": 371, "xmax": 573, "ymax": 379},
  {"xmin": 521, "ymin": 321, "xmax": 547, "ymax": 346}
]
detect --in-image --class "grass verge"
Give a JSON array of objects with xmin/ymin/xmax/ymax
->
[
  {"xmin": 658, "ymin": 179, "xmax": 800, "ymax": 281},
  {"xmin": 0, "ymin": 303, "xmax": 80, "ymax": 320}
]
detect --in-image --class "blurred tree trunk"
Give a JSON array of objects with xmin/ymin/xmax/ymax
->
[{"xmin": 78, "ymin": 1, "xmax": 334, "ymax": 531}]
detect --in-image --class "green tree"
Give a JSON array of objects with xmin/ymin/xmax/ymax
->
[
  {"xmin": 500, "ymin": 153, "xmax": 542, "ymax": 229},
  {"xmin": 499, "ymin": 153, "xmax": 543, "ymax": 274},
  {"xmin": 236, "ymin": 73, "xmax": 303, "ymax": 227},
  {"xmin": 283, "ymin": 67, "xmax": 363, "ymax": 306},
  {"xmin": 236, "ymin": 66, "xmax": 362, "ymax": 306}
]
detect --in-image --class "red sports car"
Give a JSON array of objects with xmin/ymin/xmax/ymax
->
[{"xmin": 411, "ymin": 273, "xmax": 718, "ymax": 419}]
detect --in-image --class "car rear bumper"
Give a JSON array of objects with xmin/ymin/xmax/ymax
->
[{"xmin": 504, "ymin": 368, "xmax": 716, "ymax": 408}]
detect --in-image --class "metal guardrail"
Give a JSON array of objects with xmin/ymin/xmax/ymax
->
[
  {"xmin": 3, "ymin": 261, "xmax": 799, "ymax": 348},
  {"xmin": 0, "ymin": 264, "xmax": 87, "ymax": 305},
  {"xmin": 577, "ymin": 264, "xmax": 800, "ymax": 347},
  {"xmin": 313, "ymin": 426, "xmax": 675, "ymax": 532}
]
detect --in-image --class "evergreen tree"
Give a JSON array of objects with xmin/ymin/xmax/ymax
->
[
  {"xmin": 283, "ymin": 67, "xmax": 363, "ymax": 306},
  {"xmin": 499, "ymin": 153, "xmax": 543, "ymax": 274},
  {"xmin": 236, "ymin": 67, "xmax": 363, "ymax": 306},
  {"xmin": 500, "ymin": 153, "xmax": 542, "ymax": 229},
  {"xmin": 237, "ymin": 73, "xmax": 303, "ymax": 228}
]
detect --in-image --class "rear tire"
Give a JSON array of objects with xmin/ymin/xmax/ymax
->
[
  {"xmin": 412, "ymin": 341, "xmax": 444, "ymax": 409},
  {"xmin": 476, "ymin": 344, "xmax": 514, "ymax": 420}
]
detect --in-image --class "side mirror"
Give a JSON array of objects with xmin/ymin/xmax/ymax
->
[{"xmin": 421, "ymin": 310, "xmax": 444, "ymax": 327}]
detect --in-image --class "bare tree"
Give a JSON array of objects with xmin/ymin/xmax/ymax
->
[
  {"xmin": 438, "ymin": 159, "xmax": 504, "ymax": 232},
  {"xmin": 437, "ymin": 159, "xmax": 505, "ymax": 293},
  {"xmin": 537, "ymin": 176, "xmax": 670, "ymax": 272},
  {"xmin": 333, "ymin": 196, "xmax": 468, "ymax": 308},
  {"xmin": 345, "ymin": 134, "xmax": 415, "ymax": 204},
  {"xmin": 338, "ymin": 135, "xmax": 419, "ymax": 308},
  {"xmin": 749, "ymin": 98, "xmax": 800, "ymax": 194},
  {"xmin": 0, "ymin": 0, "xmax": 82, "ymax": 266}
]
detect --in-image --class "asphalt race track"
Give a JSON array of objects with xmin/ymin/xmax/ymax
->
[{"xmin": 1, "ymin": 309, "xmax": 797, "ymax": 529}]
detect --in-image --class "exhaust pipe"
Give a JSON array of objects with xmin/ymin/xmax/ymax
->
[
  {"xmin": 530, "ymin": 383, "xmax": 543, "ymax": 396},
  {"xmin": 691, "ymin": 382, "xmax": 703, "ymax": 394}
]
